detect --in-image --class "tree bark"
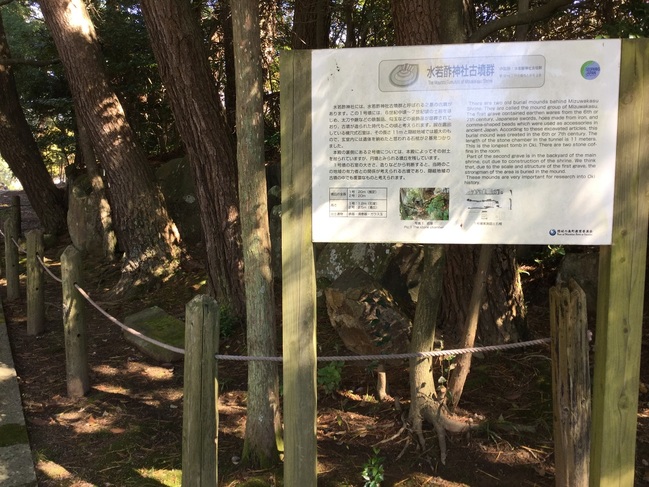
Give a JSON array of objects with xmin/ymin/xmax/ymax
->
[
  {"xmin": 232, "ymin": 0, "xmax": 282, "ymax": 467},
  {"xmin": 38, "ymin": 0, "xmax": 182, "ymax": 291},
  {"xmin": 391, "ymin": 0, "xmax": 441, "ymax": 45},
  {"xmin": 291, "ymin": 0, "xmax": 331, "ymax": 49},
  {"xmin": 217, "ymin": 0, "xmax": 237, "ymax": 132},
  {"xmin": 440, "ymin": 245, "xmax": 525, "ymax": 346},
  {"xmin": 76, "ymin": 116, "xmax": 116, "ymax": 260},
  {"xmin": 392, "ymin": 0, "xmax": 529, "ymax": 460},
  {"xmin": 408, "ymin": 245, "xmax": 445, "ymax": 449},
  {"xmin": 140, "ymin": 0, "xmax": 246, "ymax": 319},
  {"xmin": 0, "ymin": 10, "xmax": 67, "ymax": 235},
  {"xmin": 446, "ymin": 244, "xmax": 493, "ymax": 409}
]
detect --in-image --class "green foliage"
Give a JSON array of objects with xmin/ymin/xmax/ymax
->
[
  {"xmin": 91, "ymin": 2, "xmax": 181, "ymax": 155},
  {"xmin": 3, "ymin": 1, "xmax": 74, "ymax": 171},
  {"xmin": 399, "ymin": 188, "xmax": 449, "ymax": 221},
  {"xmin": 361, "ymin": 448, "xmax": 385, "ymax": 487},
  {"xmin": 317, "ymin": 361, "xmax": 344, "ymax": 395},
  {"xmin": 533, "ymin": 245, "xmax": 565, "ymax": 266},
  {"xmin": 219, "ymin": 304, "xmax": 238, "ymax": 339},
  {"xmin": 329, "ymin": 0, "xmax": 394, "ymax": 48},
  {"xmin": 426, "ymin": 193, "xmax": 450, "ymax": 220},
  {"xmin": 604, "ymin": 0, "xmax": 649, "ymax": 38}
]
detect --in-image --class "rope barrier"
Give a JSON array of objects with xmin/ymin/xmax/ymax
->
[
  {"xmin": 36, "ymin": 254, "xmax": 62, "ymax": 283},
  {"xmin": 31, "ymin": 247, "xmax": 185, "ymax": 355},
  {"xmin": 11, "ymin": 236, "xmax": 25, "ymax": 254},
  {"xmin": 26, "ymin": 239, "xmax": 551, "ymax": 365},
  {"xmin": 214, "ymin": 337, "xmax": 551, "ymax": 363},
  {"xmin": 74, "ymin": 284, "xmax": 186, "ymax": 356}
]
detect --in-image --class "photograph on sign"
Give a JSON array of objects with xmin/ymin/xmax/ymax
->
[{"xmin": 311, "ymin": 39, "xmax": 621, "ymax": 245}]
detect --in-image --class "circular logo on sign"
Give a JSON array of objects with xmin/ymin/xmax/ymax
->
[
  {"xmin": 549, "ymin": 229, "xmax": 557, "ymax": 236},
  {"xmin": 581, "ymin": 60, "xmax": 601, "ymax": 80},
  {"xmin": 389, "ymin": 63, "xmax": 418, "ymax": 87}
]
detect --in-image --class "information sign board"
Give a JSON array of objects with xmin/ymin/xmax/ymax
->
[{"xmin": 311, "ymin": 39, "xmax": 621, "ymax": 244}]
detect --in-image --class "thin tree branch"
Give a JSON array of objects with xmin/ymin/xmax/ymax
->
[
  {"xmin": 0, "ymin": 57, "xmax": 60, "ymax": 67},
  {"xmin": 468, "ymin": 0, "xmax": 575, "ymax": 42}
]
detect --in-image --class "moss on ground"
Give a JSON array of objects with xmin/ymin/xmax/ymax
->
[{"xmin": 0, "ymin": 423, "xmax": 29, "ymax": 447}]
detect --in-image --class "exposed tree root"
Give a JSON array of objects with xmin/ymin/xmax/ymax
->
[{"xmin": 412, "ymin": 393, "xmax": 483, "ymax": 465}]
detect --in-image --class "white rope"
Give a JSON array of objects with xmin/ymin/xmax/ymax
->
[
  {"xmin": 10, "ymin": 236, "xmax": 26, "ymax": 254},
  {"xmin": 215, "ymin": 337, "xmax": 551, "ymax": 363},
  {"xmin": 36, "ymin": 254, "xmax": 62, "ymax": 283},
  {"xmin": 13, "ymin": 234, "xmax": 552, "ymax": 366},
  {"xmin": 74, "ymin": 284, "xmax": 186, "ymax": 356}
]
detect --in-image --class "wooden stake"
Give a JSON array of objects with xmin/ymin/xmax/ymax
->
[
  {"xmin": 550, "ymin": 279, "xmax": 590, "ymax": 487},
  {"xmin": 590, "ymin": 39, "xmax": 649, "ymax": 486},
  {"xmin": 182, "ymin": 295, "xmax": 219, "ymax": 487},
  {"xmin": 26, "ymin": 230, "xmax": 45, "ymax": 335},
  {"xmin": 280, "ymin": 49, "xmax": 318, "ymax": 486},
  {"xmin": 61, "ymin": 245, "xmax": 89, "ymax": 398}
]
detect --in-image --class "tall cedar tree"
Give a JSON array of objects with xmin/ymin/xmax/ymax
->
[
  {"xmin": 38, "ymin": 0, "xmax": 182, "ymax": 291},
  {"xmin": 0, "ymin": 10, "xmax": 66, "ymax": 235},
  {"xmin": 139, "ymin": 0, "xmax": 246, "ymax": 319},
  {"xmin": 232, "ymin": 0, "xmax": 282, "ymax": 467}
]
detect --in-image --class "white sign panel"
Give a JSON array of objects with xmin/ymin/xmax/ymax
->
[{"xmin": 311, "ymin": 39, "xmax": 621, "ymax": 244}]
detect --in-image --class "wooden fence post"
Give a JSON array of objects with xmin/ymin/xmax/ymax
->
[
  {"xmin": 550, "ymin": 278, "xmax": 590, "ymax": 487},
  {"xmin": 4, "ymin": 217, "xmax": 20, "ymax": 301},
  {"xmin": 61, "ymin": 245, "xmax": 89, "ymax": 398},
  {"xmin": 183, "ymin": 295, "xmax": 219, "ymax": 486},
  {"xmin": 280, "ymin": 49, "xmax": 318, "ymax": 486},
  {"xmin": 26, "ymin": 230, "xmax": 45, "ymax": 336},
  {"xmin": 590, "ymin": 39, "xmax": 649, "ymax": 486}
]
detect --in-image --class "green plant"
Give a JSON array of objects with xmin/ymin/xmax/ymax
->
[
  {"xmin": 533, "ymin": 245, "xmax": 565, "ymax": 266},
  {"xmin": 361, "ymin": 447, "xmax": 385, "ymax": 487},
  {"xmin": 426, "ymin": 192, "xmax": 449, "ymax": 220},
  {"xmin": 218, "ymin": 305, "xmax": 238, "ymax": 338},
  {"xmin": 317, "ymin": 361, "xmax": 344, "ymax": 395}
]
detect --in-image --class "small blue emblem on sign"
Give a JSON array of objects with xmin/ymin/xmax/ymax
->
[{"xmin": 581, "ymin": 61, "xmax": 601, "ymax": 80}]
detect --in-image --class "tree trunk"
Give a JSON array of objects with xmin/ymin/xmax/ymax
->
[
  {"xmin": 515, "ymin": 0, "xmax": 531, "ymax": 40},
  {"xmin": 446, "ymin": 244, "xmax": 494, "ymax": 409},
  {"xmin": 408, "ymin": 245, "xmax": 445, "ymax": 450},
  {"xmin": 76, "ymin": 116, "xmax": 116, "ymax": 260},
  {"xmin": 391, "ymin": 0, "xmax": 441, "ymax": 45},
  {"xmin": 440, "ymin": 245, "xmax": 525, "ymax": 346},
  {"xmin": 0, "ymin": 11, "xmax": 67, "ymax": 235},
  {"xmin": 217, "ymin": 0, "xmax": 237, "ymax": 132},
  {"xmin": 391, "ymin": 0, "xmax": 529, "ymax": 460},
  {"xmin": 291, "ymin": 0, "xmax": 330, "ymax": 49},
  {"xmin": 139, "ymin": 0, "xmax": 246, "ymax": 319},
  {"xmin": 38, "ymin": 0, "xmax": 182, "ymax": 291},
  {"xmin": 232, "ymin": 0, "xmax": 282, "ymax": 467}
]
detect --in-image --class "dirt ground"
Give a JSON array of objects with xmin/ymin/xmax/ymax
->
[{"xmin": 3, "ymin": 191, "xmax": 649, "ymax": 486}]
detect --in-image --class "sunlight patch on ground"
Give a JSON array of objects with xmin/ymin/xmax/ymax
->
[
  {"xmin": 136, "ymin": 467, "xmax": 181, "ymax": 486},
  {"xmin": 126, "ymin": 360, "xmax": 175, "ymax": 380},
  {"xmin": 93, "ymin": 364, "xmax": 121, "ymax": 376},
  {"xmin": 36, "ymin": 458, "xmax": 93, "ymax": 486},
  {"xmin": 157, "ymin": 387, "xmax": 183, "ymax": 401},
  {"xmin": 93, "ymin": 382, "xmax": 131, "ymax": 396}
]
